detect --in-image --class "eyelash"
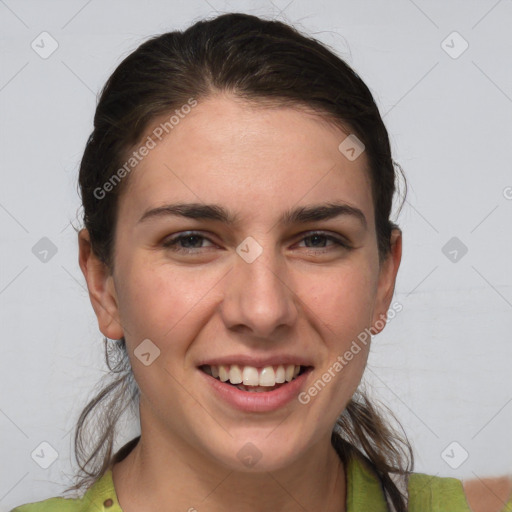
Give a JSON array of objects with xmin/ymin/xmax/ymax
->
[{"xmin": 161, "ymin": 231, "xmax": 350, "ymax": 254}]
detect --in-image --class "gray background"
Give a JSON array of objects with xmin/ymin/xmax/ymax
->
[{"xmin": 1, "ymin": 0, "xmax": 511, "ymax": 508}]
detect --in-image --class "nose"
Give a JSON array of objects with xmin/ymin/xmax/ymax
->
[{"xmin": 219, "ymin": 243, "xmax": 298, "ymax": 339}]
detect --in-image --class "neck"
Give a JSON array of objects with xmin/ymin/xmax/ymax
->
[{"xmin": 112, "ymin": 430, "xmax": 346, "ymax": 512}]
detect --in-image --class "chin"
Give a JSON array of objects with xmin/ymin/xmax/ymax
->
[{"xmin": 203, "ymin": 430, "xmax": 309, "ymax": 473}]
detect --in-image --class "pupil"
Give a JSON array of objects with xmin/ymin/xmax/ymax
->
[
  {"xmin": 183, "ymin": 235, "xmax": 201, "ymax": 247},
  {"xmin": 307, "ymin": 235, "xmax": 324, "ymax": 247}
]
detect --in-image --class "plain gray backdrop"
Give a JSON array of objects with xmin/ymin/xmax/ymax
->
[{"xmin": 1, "ymin": 0, "xmax": 511, "ymax": 508}]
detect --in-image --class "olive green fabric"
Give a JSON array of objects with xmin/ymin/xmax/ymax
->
[
  {"xmin": 345, "ymin": 453, "xmax": 474, "ymax": 512},
  {"xmin": 10, "ymin": 465, "xmax": 121, "ymax": 511},
  {"xmin": 13, "ymin": 453, "xmax": 510, "ymax": 511}
]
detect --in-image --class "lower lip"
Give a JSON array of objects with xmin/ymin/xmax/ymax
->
[{"xmin": 198, "ymin": 368, "xmax": 313, "ymax": 413}]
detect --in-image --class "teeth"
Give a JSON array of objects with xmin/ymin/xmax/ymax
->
[
  {"xmin": 219, "ymin": 365, "xmax": 229, "ymax": 382},
  {"xmin": 259, "ymin": 366, "xmax": 275, "ymax": 386},
  {"xmin": 208, "ymin": 364, "xmax": 303, "ymax": 387},
  {"xmin": 229, "ymin": 364, "xmax": 243, "ymax": 384},
  {"xmin": 242, "ymin": 366, "xmax": 259, "ymax": 386},
  {"xmin": 275, "ymin": 365, "xmax": 286, "ymax": 383},
  {"xmin": 285, "ymin": 365, "xmax": 295, "ymax": 382}
]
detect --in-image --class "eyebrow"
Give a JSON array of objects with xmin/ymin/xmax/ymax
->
[{"xmin": 138, "ymin": 201, "xmax": 367, "ymax": 229}]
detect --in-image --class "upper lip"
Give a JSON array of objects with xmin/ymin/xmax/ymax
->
[{"xmin": 197, "ymin": 355, "xmax": 314, "ymax": 368}]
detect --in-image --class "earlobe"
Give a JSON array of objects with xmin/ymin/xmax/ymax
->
[
  {"xmin": 78, "ymin": 229, "xmax": 124, "ymax": 340},
  {"xmin": 370, "ymin": 229, "xmax": 402, "ymax": 335}
]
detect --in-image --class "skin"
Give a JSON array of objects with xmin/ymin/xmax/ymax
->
[
  {"xmin": 462, "ymin": 476, "xmax": 512, "ymax": 512},
  {"xmin": 78, "ymin": 93, "xmax": 402, "ymax": 512}
]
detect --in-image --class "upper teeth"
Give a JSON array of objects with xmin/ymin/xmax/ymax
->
[{"xmin": 205, "ymin": 364, "xmax": 301, "ymax": 386}]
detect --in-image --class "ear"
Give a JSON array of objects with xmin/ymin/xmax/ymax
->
[
  {"xmin": 370, "ymin": 228, "xmax": 402, "ymax": 335},
  {"xmin": 78, "ymin": 228, "xmax": 124, "ymax": 340}
]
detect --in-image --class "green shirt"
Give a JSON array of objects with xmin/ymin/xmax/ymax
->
[{"xmin": 13, "ymin": 452, "xmax": 511, "ymax": 512}]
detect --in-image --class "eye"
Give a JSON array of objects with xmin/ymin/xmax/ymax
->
[
  {"xmin": 162, "ymin": 231, "xmax": 216, "ymax": 253},
  {"xmin": 296, "ymin": 231, "xmax": 350, "ymax": 251},
  {"xmin": 161, "ymin": 230, "xmax": 351, "ymax": 256}
]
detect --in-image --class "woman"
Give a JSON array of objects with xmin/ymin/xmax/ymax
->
[{"xmin": 11, "ymin": 12, "xmax": 511, "ymax": 512}]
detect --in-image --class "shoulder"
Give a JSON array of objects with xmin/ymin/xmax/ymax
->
[
  {"xmin": 346, "ymin": 451, "xmax": 473, "ymax": 511},
  {"xmin": 9, "ymin": 496, "xmax": 81, "ymax": 512},
  {"xmin": 408, "ymin": 472, "xmax": 473, "ymax": 511},
  {"xmin": 9, "ymin": 468, "xmax": 121, "ymax": 512},
  {"xmin": 409, "ymin": 472, "xmax": 512, "ymax": 512}
]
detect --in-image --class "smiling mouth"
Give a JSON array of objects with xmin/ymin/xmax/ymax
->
[{"xmin": 199, "ymin": 364, "xmax": 311, "ymax": 392}]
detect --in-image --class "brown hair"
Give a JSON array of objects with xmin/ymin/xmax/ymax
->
[{"xmin": 70, "ymin": 12, "xmax": 412, "ymax": 511}]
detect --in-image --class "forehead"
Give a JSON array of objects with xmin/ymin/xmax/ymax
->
[{"xmin": 118, "ymin": 95, "xmax": 374, "ymax": 229}]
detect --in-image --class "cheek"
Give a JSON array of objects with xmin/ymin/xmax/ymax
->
[
  {"xmin": 298, "ymin": 262, "xmax": 377, "ymax": 344},
  {"xmin": 114, "ymin": 259, "xmax": 223, "ymax": 346},
  {"xmin": 298, "ymin": 268, "xmax": 375, "ymax": 416}
]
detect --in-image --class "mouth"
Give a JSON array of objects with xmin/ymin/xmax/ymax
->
[{"xmin": 199, "ymin": 364, "xmax": 312, "ymax": 393}]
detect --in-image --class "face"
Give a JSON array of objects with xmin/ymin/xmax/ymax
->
[{"xmin": 80, "ymin": 94, "xmax": 401, "ymax": 473}]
